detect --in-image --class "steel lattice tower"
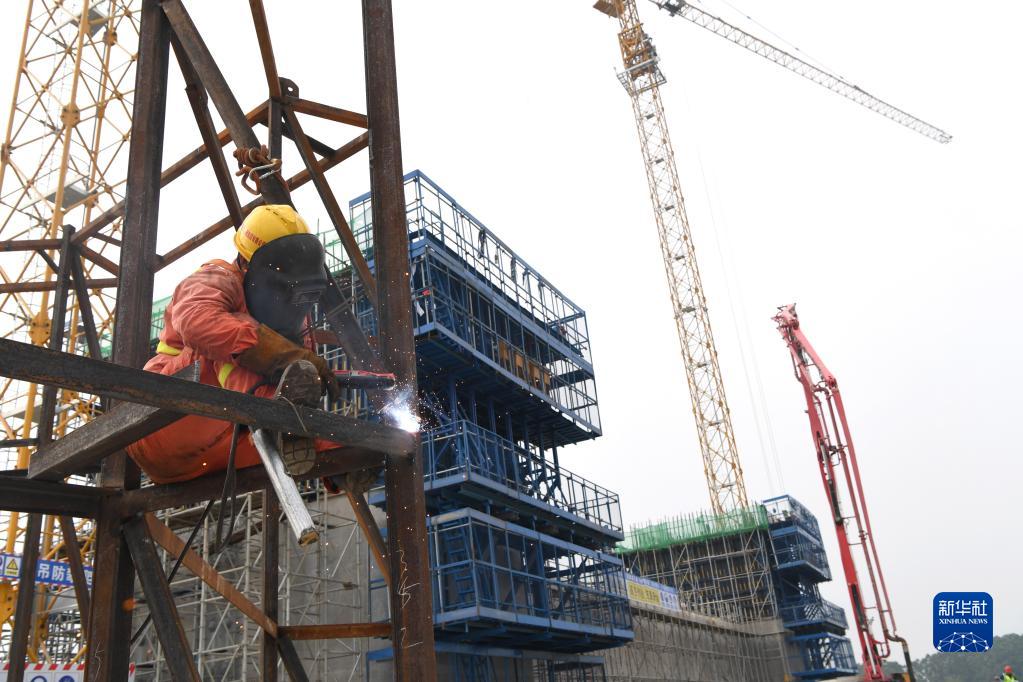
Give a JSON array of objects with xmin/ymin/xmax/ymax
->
[{"xmin": 0, "ymin": 0, "xmax": 141, "ymax": 662}]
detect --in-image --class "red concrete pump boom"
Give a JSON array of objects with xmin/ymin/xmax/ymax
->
[{"xmin": 773, "ymin": 304, "xmax": 914, "ymax": 682}]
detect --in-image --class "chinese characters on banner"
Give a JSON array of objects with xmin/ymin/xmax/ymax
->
[{"xmin": 0, "ymin": 553, "xmax": 93, "ymax": 589}]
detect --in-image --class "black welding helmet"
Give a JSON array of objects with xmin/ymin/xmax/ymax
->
[{"xmin": 243, "ymin": 233, "xmax": 327, "ymax": 342}]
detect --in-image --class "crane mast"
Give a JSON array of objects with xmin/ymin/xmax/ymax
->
[
  {"xmin": 773, "ymin": 304, "xmax": 915, "ymax": 682},
  {"xmin": 596, "ymin": 0, "xmax": 749, "ymax": 513}
]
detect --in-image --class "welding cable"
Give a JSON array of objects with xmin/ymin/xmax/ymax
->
[
  {"xmin": 213, "ymin": 381, "xmax": 270, "ymax": 551},
  {"xmin": 213, "ymin": 423, "xmax": 243, "ymax": 552},
  {"xmin": 129, "ymin": 499, "xmax": 214, "ymax": 647}
]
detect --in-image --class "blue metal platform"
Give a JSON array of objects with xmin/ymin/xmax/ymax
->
[
  {"xmin": 788, "ymin": 633, "xmax": 858, "ymax": 679},
  {"xmin": 344, "ymin": 172, "xmax": 630, "ymax": 676},
  {"xmin": 765, "ymin": 496, "xmax": 856, "ymax": 681},
  {"xmin": 423, "ymin": 508, "xmax": 632, "ymax": 651},
  {"xmin": 369, "ymin": 419, "xmax": 623, "ymax": 548}
]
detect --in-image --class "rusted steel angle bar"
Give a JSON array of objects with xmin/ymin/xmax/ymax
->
[
  {"xmin": 344, "ymin": 484, "xmax": 391, "ymax": 586},
  {"xmin": 119, "ymin": 447, "xmax": 384, "ymax": 514},
  {"xmin": 161, "ymin": 0, "xmax": 290, "ymax": 204},
  {"xmin": 262, "ymin": 485, "xmax": 280, "ymax": 681},
  {"xmin": 0, "ymin": 340, "xmax": 414, "ymax": 476},
  {"xmin": 144, "ymin": 513, "xmax": 278, "ymax": 636},
  {"xmin": 287, "ymin": 98, "xmax": 368, "ymax": 128},
  {"xmin": 0, "ymin": 239, "xmax": 61, "ymax": 251},
  {"xmin": 0, "ymin": 278, "xmax": 117, "ymax": 294},
  {"xmin": 248, "ymin": 0, "xmax": 282, "ymax": 101},
  {"xmin": 276, "ymin": 635, "xmax": 311, "ymax": 682},
  {"xmin": 172, "ymin": 33, "xmax": 245, "ymax": 228},
  {"xmin": 28, "ymin": 365, "xmax": 200, "ymax": 481},
  {"xmin": 72, "ymin": 101, "xmax": 268, "ymax": 247},
  {"xmin": 122, "ymin": 516, "xmax": 201, "ymax": 682},
  {"xmin": 58, "ymin": 515, "xmax": 92, "ymax": 636},
  {"xmin": 8, "ymin": 513, "xmax": 43, "ymax": 682},
  {"xmin": 278, "ymin": 623, "xmax": 390, "ymax": 640},
  {"xmin": 156, "ymin": 132, "xmax": 368, "ymax": 269},
  {"xmin": 0, "ymin": 473, "xmax": 103, "ymax": 517}
]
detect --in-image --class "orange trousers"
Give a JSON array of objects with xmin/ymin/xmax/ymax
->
[{"xmin": 126, "ymin": 353, "xmax": 335, "ymax": 484}]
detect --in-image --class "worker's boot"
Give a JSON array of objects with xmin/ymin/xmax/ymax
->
[{"xmin": 272, "ymin": 360, "xmax": 321, "ymax": 476}]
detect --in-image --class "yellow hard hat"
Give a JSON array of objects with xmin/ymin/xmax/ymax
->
[{"xmin": 234, "ymin": 204, "xmax": 310, "ymax": 262}]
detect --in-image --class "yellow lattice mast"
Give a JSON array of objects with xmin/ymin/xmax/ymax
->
[
  {"xmin": 595, "ymin": 0, "xmax": 750, "ymax": 514},
  {"xmin": 0, "ymin": 0, "xmax": 140, "ymax": 662},
  {"xmin": 595, "ymin": 0, "xmax": 948, "ymax": 515}
]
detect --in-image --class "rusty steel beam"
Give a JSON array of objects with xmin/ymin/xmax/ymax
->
[
  {"xmin": 0, "ymin": 238, "xmax": 61, "ymax": 252},
  {"xmin": 248, "ymin": 0, "xmax": 282, "ymax": 101},
  {"xmin": 28, "ymin": 364, "xmax": 200, "ymax": 481},
  {"xmin": 123, "ymin": 517, "xmax": 201, "ymax": 682},
  {"xmin": 161, "ymin": 0, "xmax": 290, "ymax": 205},
  {"xmin": 283, "ymin": 102, "xmax": 377, "ymax": 307},
  {"xmin": 278, "ymin": 623, "xmax": 390, "ymax": 640},
  {"xmin": 7, "ymin": 512, "xmax": 43, "ymax": 682},
  {"xmin": 144, "ymin": 514, "xmax": 278, "ymax": 636},
  {"xmin": 156, "ymin": 132, "xmax": 368, "ymax": 269},
  {"xmin": 37, "ymin": 225, "xmax": 74, "ymax": 446},
  {"xmin": 287, "ymin": 98, "xmax": 369, "ymax": 128},
  {"xmin": 119, "ymin": 447, "xmax": 384, "ymax": 515},
  {"xmin": 363, "ymin": 0, "xmax": 437, "ymax": 675},
  {"xmin": 0, "ymin": 278, "xmax": 117, "ymax": 294},
  {"xmin": 276, "ymin": 636, "xmax": 310, "ymax": 682},
  {"xmin": 71, "ymin": 101, "xmax": 268, "ymax": 247},
  {"xmin": 69, "ymin": 250, "xmax": 104, "ymax": 362},
  {"xmin": 0, "ymin": 340, "xmax": 414, "ymax": 463},
  {"xmin": 172, "ymin": 34, "xmax": 245, "ymax": 228},
  {"xmin": 77, "ymin": 243, "xmax": 120, "ymax": 276},
  {"xmin": 345, "ymin": 484, "xmax": 391, "ymax": 586},
  {"xmin": 278, "ymin": 118, "xmax": 335, "ymax": 157},
  {"xmin": 58, "ymin": 515, "xmax": 92, "ymax": 639},
  {"xmin": 262, "ymin": 485, "xmax": 280, "ymax": 682},
  {"xmin": 88, "ymin": 3, "xmax": 170, "ymax": 678},
  {"xmin": 0, "ymin": 474, "xmax": 103, "ymax": 517}
]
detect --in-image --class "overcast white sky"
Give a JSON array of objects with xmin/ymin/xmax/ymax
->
[{"xmin": 3, "ymin": 0, "xmax": 1021, "ymax": 663}]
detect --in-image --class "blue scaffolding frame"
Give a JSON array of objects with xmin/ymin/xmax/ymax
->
[
  {"xmin": 326, "ymin": 170, "xmax": 601, "ymax": 446},
  {"xmin": 764, "ymin": 496, "xmax": 856, "ymax": 680},
  {"xmin": 346, "ymin": 172, "xmax": 629, "ymax": 678}
]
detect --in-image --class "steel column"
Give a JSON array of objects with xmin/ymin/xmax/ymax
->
[
  {"xmin": 262, "ymin": 485, "xmax": 280, "ymax": 682},
  {"xmin": 87, "ymin": 2, "xmax": 170, "ymax": 679},
  {"xmin": 7, "ymin": 512, "xmax": 42, "ymax": 682},
  {"xmin": 362, "ymin": 0, "xmax": 437, "ymax": 676}
]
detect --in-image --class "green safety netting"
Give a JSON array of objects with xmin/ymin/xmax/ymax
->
[{"xmin": 616, "ymin": 505, "xmax": 768, "ymax": 554}]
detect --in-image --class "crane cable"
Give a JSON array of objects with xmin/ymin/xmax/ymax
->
[{"xmin": 675, "ymin": 75, "xmax": 787, "ymax": 496}]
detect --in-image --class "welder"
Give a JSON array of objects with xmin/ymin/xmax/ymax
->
[{"xmin": 127, "ymin": 204, "xmax": 341, "ymax": 484}]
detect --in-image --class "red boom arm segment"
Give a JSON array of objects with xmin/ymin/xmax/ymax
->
[{"xmin": 773, "ymin": 304, "xmax": 914, "ymax": 682}]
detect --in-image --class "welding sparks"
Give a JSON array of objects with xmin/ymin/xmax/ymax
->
[{"xmin": 383, "ymin": 389, "xmax": 421, "ymax": 433}]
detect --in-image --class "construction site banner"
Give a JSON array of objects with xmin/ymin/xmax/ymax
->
[
  {"xmin": 0, "ymin": 553, "xmax": 93, "ymax": 589},
  {"xmin": 0, "ymin": 663, "xmax": 134, "ymax": 682},
  {"xmin": 625, "ymin": 573, "xmax": 681, "ymax": 613}
]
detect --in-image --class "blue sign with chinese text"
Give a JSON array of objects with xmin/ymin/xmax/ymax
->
[
  {"xmin": 0, "ymin": 552, "xmax": 93, "ymax": 589},
  {"xmin": 933, "ymin": 591, "xmax": 993, "ymax": 652}
]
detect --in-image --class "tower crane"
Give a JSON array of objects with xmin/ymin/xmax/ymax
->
[
  {"xmin": 0, "ymin": 0, "xmax": 142, "ymax": 661},
  {"xmin": 593, "ymin": 0, "xmax": 948, "ymax": 515},
  {"xmin": 774, "ymin": 304, "xmax": 914, "ymax": 682}
]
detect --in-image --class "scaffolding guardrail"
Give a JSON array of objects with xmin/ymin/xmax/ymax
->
[
  {"xmin": 770, "ymin": 526, "xmax": 832, "ymax": 581},
  {"xmin": 425, "ymin": 508, "xmax": 632, "ymax": 649},
  {"xmin": 764, "ymin": 495, "xmax": 823, "ymax": 540},
  {"xmin": 788, "ymin": 632, "xmax": 858, "ymax": 679},
  {"xmin": 778, "ymin": 595, "xmax": 848, "ymax": 632},
  {"xmin": 422, "ymin": 420, "xmax": 622, "ymax": 536}
]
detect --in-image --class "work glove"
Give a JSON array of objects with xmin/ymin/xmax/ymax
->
[{"xmin": 235, "ymin": 324, "xmax": 341, "ymax": 403}]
